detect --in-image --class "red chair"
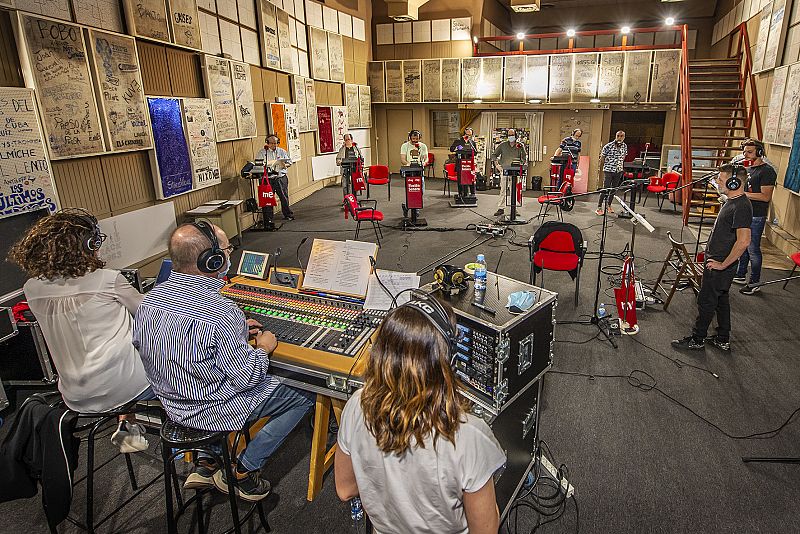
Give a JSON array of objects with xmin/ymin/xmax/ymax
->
[
  {"xmin": 443, "ymin": 162, "xmax": 459, "ymax": 197},
  {"xmin": 659, "ymin": 171, "xmax": 680, "ymax": 212},
  {"xmin": 537, "ymin": 181, "xmax": 574, "ymax": 222},
  {"xmin": 784, "ymin": 252, "xmax": 800, "ymax": 289},
  {"xmin": 343, "ymin": 193, "xmax": 384, "ymax": 247},
  {"xmin": 642, "ymin": 175, "xmax": 665, "ymax": 207},
  {"xmin": 424, "ymin": 153, "xmax": 436, "ymax": 179},
  {"xmin": 366, "ymin": 165, "xmax": 390, "ymax": 201},
  {"xmin": 529, "ymin": 221, "xmax": 586, "ymax": 306}
]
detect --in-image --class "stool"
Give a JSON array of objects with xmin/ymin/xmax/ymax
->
[
  {"xmin": 66, "ymin": 400, "xmax": 163, "ymax": 534},
  {"xmin": 784, "ymin": 252, "xmax": 800, "ymax": 289},
  {"xmin": 160, "ymin": 419, "xmax": 270, "ymax": 534}
]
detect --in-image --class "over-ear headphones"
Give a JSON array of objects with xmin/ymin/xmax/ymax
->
[
  {"xmin": 59, "ymin": 208, "xmax": 104, "ymax": 253},
  {"xmin": 741, "ymin": 139, "xmax": 765, "ymax": 157},
  {"xmin": 266, "ymin": 134, "xmax": 280, "ymax": 144},
  {"xmin": 192, "ymin": 220, "xmax": 225, "ymax": 273},
  {"xmin": 433, "ymin": 264, "xmax": 467, "ymax": 291},
  {"xmin": 408, "ymin": 129, "xmax": 422, "ymax": 140},
  {"xmin": 572, "ymin": 128, "xmax": 581, "ymax": 136},
  {"xmin": 726, "ymin": 164, "xmax": 745, "ymax": 190},
  {"xmin": 399, "ymin": 293, "xmax": 458, "ymax": 362}
]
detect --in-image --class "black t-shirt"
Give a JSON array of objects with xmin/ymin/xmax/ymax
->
[
  {"xmin": 745, "ymin": 163, "xmax": 777, "ymax": 218},
  {"xmin": 705, "ymin": 194, "xmax": 753, "ymax": 263},
  {"xmin": 450, "ymin": 137, "xmax": 477, "ymax": 155}
]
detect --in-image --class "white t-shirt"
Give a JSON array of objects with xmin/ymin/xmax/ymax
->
[
  {"xmin": 338, "ymin": 389, "xmax": 506, "ymax": 534},
  {"xmin": 400, "ymin": 141, "xmax": 429, "ymax": 166},
  {"xmin": 24, "ymin": 269, "xmax": 150, "ymax": 413}
]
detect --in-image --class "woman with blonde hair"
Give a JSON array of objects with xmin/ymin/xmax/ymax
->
[{"xmin": 335, "ymin": 295, "xmax": 506, "ymax": 534}]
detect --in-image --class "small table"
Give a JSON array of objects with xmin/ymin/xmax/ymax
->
[{"xmin": 186, "ymin": 201, "xmax": 243, "ymax": 245}]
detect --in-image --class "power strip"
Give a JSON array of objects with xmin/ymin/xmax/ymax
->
[
  {"xmin": 476, "ymin": 223, "xmax": 507, "ymax": 237},
  {"xmin": 540, "ymin": 453, "xmax": 575, "ymax": 498}
]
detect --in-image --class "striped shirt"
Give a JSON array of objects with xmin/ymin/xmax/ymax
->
[
  {"xmin": 132, "ymin": 271, "xmax": 278, "ymax": 431},
  {"xmin": 559, "ymin": 137, "xmax": 581, "ymax": 169}
]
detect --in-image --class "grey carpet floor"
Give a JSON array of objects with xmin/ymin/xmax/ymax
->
[{"xmin": 2, "ymin": 179, "xmax": 798, "ymax": 534}]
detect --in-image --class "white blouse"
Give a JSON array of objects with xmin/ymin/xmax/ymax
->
[{"xmin": 24, "ymin": 269, "xmax": 150, "ymax": 413}]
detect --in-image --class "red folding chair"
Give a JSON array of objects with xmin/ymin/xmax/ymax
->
[
  {"xmin": 642, "ymin": 175, "xmax": 665, "ymax": 207},
  {"xmin": 424, "ymin": 153, "xmax": 436, "ymax": 179},
  {"xmin": 343, "ymin": 193, "xmax": 384, "ymax": 247},
  {"xmin": 366, "ymin": 165, "xmax": 390, "ymax": 201},
  {"xmin": 443, "ymin": 162, "xmax": 459, "ymax": 197},
  {"xmin": 537, "ymin": 181, "xmax": 574, "ymax": 221},
  {"xmin": 659, "ymin": 171, "xmax": 680, "ymax": 212},
  {"xmin": 529, "ymin": 221, "xmax": 586, "ymax": 306}
]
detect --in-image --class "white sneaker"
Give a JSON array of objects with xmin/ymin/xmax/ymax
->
[{"xmin": 111, "ymin": 421, "xmax": 150, "ymax": 453}]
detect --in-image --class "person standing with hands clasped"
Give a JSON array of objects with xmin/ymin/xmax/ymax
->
[
  {"xmin": 596, "ymin": 131, "xmax": 627, "ymax": 215},
  {"xmin": 672, "ymin": 164, "xmax": 752, "ymax": 352},
  {"xmin": 336, "ymin": 133, "xmax": 363, "ymax": 198},
  {"xmin": 492, "ymin": 128, "xmax": 528, "ymax": 217},
  {"xmin": 734, "ymin": 139, "xmax": 777, "ymax": 295},
  {"xmin": 450, "ymin": 127, "xmax": 478, "ymax": 155}
]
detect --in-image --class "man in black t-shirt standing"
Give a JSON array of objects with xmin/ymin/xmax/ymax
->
[
  {"xmin": 734, "ymin": 139, "xmax": 776, "ymax": 295},
  {"xmin": 673, "ymin": 164, "xmax": 752, "ymax": 352}
]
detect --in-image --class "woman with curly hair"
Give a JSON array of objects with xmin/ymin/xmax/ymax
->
[
  {"xmin": 8, "ymin": 209, "xmax": 153, "ymax": 453},
  {"xmin": 335, "ymin": 296, "xmax": 506, "ymax": 534}
]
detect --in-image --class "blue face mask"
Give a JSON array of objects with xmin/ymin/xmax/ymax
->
[
  {"xmin": 217, "ymin": 257, "xmax": 231, "ymax": 279},
  {"xmin": 506, "ymin": 291, "xmax": 537, "ymax": 314}
]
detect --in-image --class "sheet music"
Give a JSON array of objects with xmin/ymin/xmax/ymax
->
[
  {"xmin": 302, "ymin": 239, "xmax": 377, "ymax": 297},
  {"xmin": 364, "ymin": 270, "xmax": 421, "ymax": 310}
]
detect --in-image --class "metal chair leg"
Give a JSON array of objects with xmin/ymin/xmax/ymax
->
[
  {"xmin": 221, "ymin": 442, "xmax": 243, "ymax": 534},
  {"xmin": 162, "ymin": 444, "xmax": 178, "ymax": 534},
  {"xmin": 784, "ymin": 265, "xmax": 797, "ymax": 289},
  {"xmin": 372, "ymin": 221, "xmax": 381, "ymax": 247},
  {"xmin": 575, "ymin": 268, "xmax": 581, "ymax": 306},
  {"xmin": 124, "ymin": 452, "xmax": 138, "ymax": 491},
  {"xmin": 355, "ymin": 221, "xmax": 361, "ymax": 239}
]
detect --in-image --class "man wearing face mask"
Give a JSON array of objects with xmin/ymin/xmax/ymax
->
[
  {"xmin": 596, "ymin": 131, "xmax": 628, "ymax": 215},
  {"xmin": 133, "ymin": 222, "xmax": 314, "ymax": 501},
  {"xmin": 256, "ymin": 134, "xmax": 295, "ymax": 220},
  {"xmin": 672, "ymin": 164, "xmax": 752, "ymax": 352},
  {"xmin": 492, "ymin": 128, "xmax": 528, "ymax": 217}
]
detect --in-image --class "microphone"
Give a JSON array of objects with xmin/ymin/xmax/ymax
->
[
  {"xmin": 270, "ymin": 247, "xmax": 299, "ymax": 288},
  {"xmin": 296, "ymin": 237, "xmax": 309, "ymax": 278}
]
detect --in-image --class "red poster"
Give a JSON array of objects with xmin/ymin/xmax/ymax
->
[
  {"xmin": 406, "ymin": 175, "xmax": 423, "ymax": 209},
  {"xmin": 316, "ymin": 106, "xmax": 334, "ymax": 153}
]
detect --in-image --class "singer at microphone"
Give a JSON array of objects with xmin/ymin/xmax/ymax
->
[
  {"xmin": 256, "ymin": 134, "xmax": 295, "ymax": 220},
  {"xmin": 336, "ymin": 133, "xmax": 363, "ymax": 199},
  {"xmin": 491, "ymin": 128, "xmax": 528, "ymax": 217},
  {"xmin": 596, "ymin": 130, "xmax": 628, "ymax": 216}
]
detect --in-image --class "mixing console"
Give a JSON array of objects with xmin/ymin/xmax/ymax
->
[{"xmin": 221, "ymin": 282, "xmax": 385, "ymax": 357}]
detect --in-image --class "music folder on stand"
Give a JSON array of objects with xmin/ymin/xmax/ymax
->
[
  {"xmin": 400, "ymin": 165, "xmax": 427, "ymax": 228},
  {"xmin": 500, "ymin": 162, "xmax": 526, "ymax": 225},
  {"xmin": 449, "ymin": 148, "xmax": 478, "ymax": 208}
]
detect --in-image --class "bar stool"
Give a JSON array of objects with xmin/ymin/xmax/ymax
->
[{"xmin": 160, "ymin": 419, "xmax": 271, "ymax": 534}]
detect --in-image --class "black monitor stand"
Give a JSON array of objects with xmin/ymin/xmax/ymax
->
[
  {"xmin": 501, "ymin": 165, "xmax": 526, "ymax": 225},
  {"xmin": 449, "ymin": 149, "xmax": 478, "ymax": 208},
  {"xmin": 244, "ymin": 163, "xmax": 278, "ymax": 232},
  {"xmin": 341, "ymin": 158, "xmax": 359, "ymax": 197},
  {"xmin": 400, "ymin": 165, "xmax": 427, "ymax": 228}
]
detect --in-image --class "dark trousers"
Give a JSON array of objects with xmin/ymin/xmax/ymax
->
[
  {"xmin": 269, "ymin": 175, "xmax": 293, "ymax": 218},
  {"xmin": 598, "ymin": 171, "xmax": 623, "ymax": 207},
  {"xmin": 736, "ymin": 216, "xmax": 767, "ymax": 284},
  {"xmin": 692, "ymin": 266, "xmax": 737, "ymax": 341}
]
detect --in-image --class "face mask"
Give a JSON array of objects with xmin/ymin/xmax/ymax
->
[
  {"xmin": 217, "ymin": 257, "xmax": 231, "ymax": 279},
  {"xmin": 507, "ymin": 136, "xmax": 516, "ymax": 144}
]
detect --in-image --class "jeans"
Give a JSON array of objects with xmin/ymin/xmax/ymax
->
[
  {"xmin": 692, "ymin": 265, "xmax": 737, "ymax": 341},
  {"xmin": 736, "ymin": 216, "xmax": 767, "ymax": 284},
  {"xmin": 236, "ymin": 383, "xmax": 315, "ymax": 472},
  {"xmin": 269, "ymin": 175, "xmax": 293, "ymax": 218},
  {"xmin": 133, "ymin": 386, "xmax": 156, "ymax": 401},
  {"xmin": 598, "ymin": 171, "xmax": 623, "ymax": 207}
]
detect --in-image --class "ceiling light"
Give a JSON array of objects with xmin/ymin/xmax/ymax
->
[
  {"xmin": 473, "ymin": 99, "xmax": 483, "ymax": 104},
  {"xmin": 665, "ymin": 17, "xmax": 675, "ymax": 25},
  {"xmin": 473, "ymin": 36, "xmax": 478, "ymax": 43},
  {"xmin": 529, "ymin": 99, "xmax": 542, "ymax": 104},
  {"xmin": 517, "ymin": 32, "xmax": 526, "ymax": 40},
  {"xmin": 621, "ymin": 26, "xmax": 630, "ymax": 34},
  {"xmin": 566, "ymin": 29, "xmax": 576, "ymax": 37},
  {"xmin": 590, "ymin": 98, "xmax": 601, "ymax": 103}
]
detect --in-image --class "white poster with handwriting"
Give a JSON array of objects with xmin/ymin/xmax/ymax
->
[
  {"xmin": 0, "ymin": 87, "xmax": 59, "ymax": 218},
  {"xmin": 230, "ymin": 60, "xmax": 257, "ymax": 138},
  {"xmin": 204, "ymin": 56, "xmax": 238, "ymax": 141},
  {"xmin": 182, "ymin": 97, "xmax": 221, "ymax": 190}
]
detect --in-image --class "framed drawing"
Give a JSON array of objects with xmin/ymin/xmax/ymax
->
[
  {"xmin": 358, "ymin": 85, "xmax": 371, "ymax": 128},
  {"xmin": 622, "ymin": 51, "xmax": 652, "ymax": 103},
  {"xmin": 441, "ymin": 58, "xmax": 460, "ymax": 102},
  {"xmin": 328, "ymin": 32, "xmax": 345, "ymax": 82},
  {"xmin": 345, "ymin": 84, "xmax": 360, "ymax": 128},
  {"xmin": 649, "ymin": 49, "xmax": 680, "ymax": 103},
  {"xmin": 422, "ymin": 59, "xmax": 441, "ymax": 102},
  {"xmin": 203, "ymin": 55, "xmax": 238, "ymax": 141},
  {"xmin": 481, "ymin": 57, "xmax": 503, "ymax": 102},
  {"xmin": 309, "ymin": 26, "xmax": 330, "ymax": 80},
  {"xmin": 525, "ymin": 55, "xmax": 549, "ymax": 101},
  {"xmin": 548, "ymin": 54, "xmax": 573, "ymax": 103},
  {"xmin": 572, "ymin": 53, "xmax": 598, "ymax": 101},
  {"xmin": 182, "ymin": 97, "xmax": 221, "ymax": 190},
  {"xmin": 148, "ymin": 97, "xmax": 193, "ymax": 199},
  {"xmin": 123, "ymin": 0, "xmax": 170, "ymax": 43},
  {"xmin": 368, "ymin": 61, "xmax": 386, "ymax": 102},
  {"xmin": 231, "ymin": 60, "xmax": 257, "ymax": 138},
  {"xmin": 502, "ymin": 56, "xmax": 525, "ymax": 103},
  {"xmin": 597, "ymin": 52, "xmax": 624, "ymax": 101},
  {"xmin": 402, "ymin": 60, "xmax": 421, "ymax": 102}
]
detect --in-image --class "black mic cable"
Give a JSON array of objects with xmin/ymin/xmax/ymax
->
[
  {"xmin": 369, "ymin": 256, "xmax": 396, "ymax": 308},
  {"xmin": 296, "ymin": 237, "xmax": 309, "ymax": 278}
]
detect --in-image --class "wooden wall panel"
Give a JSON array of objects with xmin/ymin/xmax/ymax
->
[
  {"xmin": 345, "ymin": 61, "xmax": 355, "ymax": 83},
  {"xmin": 315, "ymin": 81, "xmax": 328, "ymax": 104},
  {"xmin": 217, "ymin": 177, "xmax": 239, "ymax": 199},
  {"xmin": 51, "ymin": 158, "xmax": 111, "ymax": 217},
  {"xmin": 167, "ymin": 195, "xmax": 191, "ymax": 220},
  {"xmin": 233, "ymin": 139, "xmax": 254, "ymax": 173},
  {"xmin": 217, "ymin": 141, "xmax": 237, "ymax": 178},
  {"xmin": 354, "ymin": 65, "xmax": 367, "ymax": 85},
  {"xmin": 353, "ymin": 40, "xmax": 367, "ymax": 62},
  {"xmin": 101, "ymin": 152, "xmax": 156, "ymax": 211},
  {"xmin": 342, "ymin": 37, "xmax": 354, "ymax": 62},
  {"xmin": 276, "ymin": 73, "xmax": 291, "ymax": 100},
  {"xmin": 431, "ymin": 42, "xmax": 451, "ymax": 57},
  {"xmin": 255, "ymin": 101, "xmax": 268, "ymax": 135},
  {"xmin": 375, "ymin": 45, "xmax": 394, "ymax": 60},
  {"xmin": 411, "ymin": 43, "xmax": 432, "ymax": 58},
  {"xmin": 0, "ymin": 10, "xmax": 23, "ymax": 87},
  {"xmin": 167, "ymin": 48, "xmax": 203, "ymax": 97},
  {"xmin": 328, "ymin": 82, "xmax": 343, "ymax": 106},
  {"xmin": 394, "ymin": 44, "xmax": 413, "ymax": 58},
  {"xmin": 262, "ymin": 69, "xmax": 278, "ymax": 101},
  {"xmin": 451, "ymin": 41, "xmax": 472, "ymax": 57},
  {"xmin": 250, "ymin": 65, "xmax": 263, "ymax": 100},
  {"xmin": 138, "ymin": 42, "xmax": 172, "ymax": 96}
]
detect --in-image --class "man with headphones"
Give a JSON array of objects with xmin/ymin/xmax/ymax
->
[
  {"xmin": 553, "ymin": 128, "xmax": 582, "ymax": 173},
  {"xmin": 255, "ymin": 134, "xmax": 295, "ymax": 220},
  {"xmin": 133, "ymin": 221, "xmax": 314, "ymax": 500},
  {"xmin": 400, "ymin": 129, "xmax": 429, "ymax": 168},
  {"xmin": 492, "ymin": 128, "xmax": 528, "ymax": 216},
  {"xmin": 734, "ymin": 138, "xmax": 776, "ymax": 295},
  {"xmin": 673, "ymin": 164, "xmax": 752, "ymax": 352}
]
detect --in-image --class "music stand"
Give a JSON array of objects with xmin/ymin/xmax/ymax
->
[
  {"xmin": 242, "ymin": 159, "xmax": 278, "ymax": 232},
  {"xmin": 500, "ymin": 162, "xmax": 526, "ymax": 225},
  {"xmin": 550, "ymin": 154, "xmax": 573, "ymax": 189},
  {"xmin": 401, "ymin": 165, "xmax": 427, "ymax": 228},
  {"xmin": 449, "ymin": 147, "xmax": 478, "ymax": 208},
  {"xmin": 340, "ymin": 157, "xmax": 360, "ymax": 197}
]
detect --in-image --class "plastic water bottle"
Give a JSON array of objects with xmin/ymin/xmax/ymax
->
[
  {"xmin": 350, "ymin": 497, "xmax": 364, "ymax": 522},
  {"xmin": 598, "ymin": 303, "xmax": 608, "ymax": 319},
  {"xmin": 474, "ymin": 254, "xmax": 487, "ymax": 304}
]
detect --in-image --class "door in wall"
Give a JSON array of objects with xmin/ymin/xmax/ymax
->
[{"xmin": 386, "ymin": 109, "xmax": 414, "ymax": 172}]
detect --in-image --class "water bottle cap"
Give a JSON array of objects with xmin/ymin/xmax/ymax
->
[{"xmin": 477, "ymin": 254, "xmax": 485, "ymax": 261}]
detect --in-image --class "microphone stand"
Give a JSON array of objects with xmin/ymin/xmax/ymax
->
[{"xmin": 670, "ymin": 169, "xmax": 720, "ymax": 260}]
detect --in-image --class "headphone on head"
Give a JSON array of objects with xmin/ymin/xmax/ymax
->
[
  {"xmin": 741, "ymin": 139, "xmax": 765, "ymax": 158},
  {"xmin": 723, "ymin": 164, "xmax": 745, "ymax": 190},
  {"xmin": 399, "ymin": 293, "xmax": 458, "ymax": 362},
  {"xmin": 191, "ymin": 220, "xmax": 226, "ymax": 273},
  {"xmin": 59, "ymin": 208, "xmax": 104, "ymax": 253},
  {"xmin": 408, "ymin": 129, "xmax": 422, "ymax": 140},
  {"xmin": 266, "ymin": 134, "xmax": 280, "ymax": 144},
  {"xmin": 572, "ymin": 128, "xmax": 581, "ymax": 136}
]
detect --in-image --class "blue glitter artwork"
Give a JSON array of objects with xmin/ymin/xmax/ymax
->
[
  {"xmin": 784, "ymin": 111, "xmax": 800, "ymax": 194},
  {"xmin": 148, "ymin": 97, "xmax": 193, "ymax": 198}
]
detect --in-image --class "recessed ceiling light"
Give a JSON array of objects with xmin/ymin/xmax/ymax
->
[
  {"xmin": 621, "ymin": 26, "xmax": 631, "ymax": 34},
  {"xmin": 473, "ymin": 99, "xmax": 483, "ymax": 104},
  {"xmin": 590, "ymin": 98, "xmax": 601, "ymax": 103},
  {"xmin": 566, "ymin": 29, "xmax": 576, "ymax": 37},
  {"xmin": 665, "ymin": 17, "xmax": 675, "ymax": 25},
  {"xmin": 529, "ymin": 99, "xmax": 542, "ymax": 104},
  {"xmin": 517, "ymin": 32, "xmax": 526, "ymax": 40}
]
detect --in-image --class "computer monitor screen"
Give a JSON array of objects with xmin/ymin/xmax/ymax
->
[{"xmin": 156, "ymin": 258, "xmax": 173, "ymax": 285}]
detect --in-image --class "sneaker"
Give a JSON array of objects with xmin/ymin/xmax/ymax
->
[
  {"xmin": 184, "ymin": 459, "xmax": 219, "ymax": 490},
  {"xmin": 671, "ymin": 336, "xmax": 705, "ymax": 350},
  {"xmin": 739, "ymin": 284, "xmax": 760, "ymax": 295},
  {"xmin": 111, "ymin": 421, "xmax": 149, "ymax": 453},
  {"xmin": 213, "ymin": 468, "xmax": 271, "ymax": 502},
  {"xmin": 595, "ymin": 208, "xmax": 605, "ymax": 215},
  {"xmin": 705, "ymin": 335, "xmax": 731, "ymax": 352},
  {"xmin": 732, "ymin": 276, "xmax": 747, "ymax": 285},
  {"xmin": 494, "ymin": 208, "xmax": 504, "ymax": 216},
  {"xmin": 606, "ymin": 206, "xmax": 614, "ymax": 213}
]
